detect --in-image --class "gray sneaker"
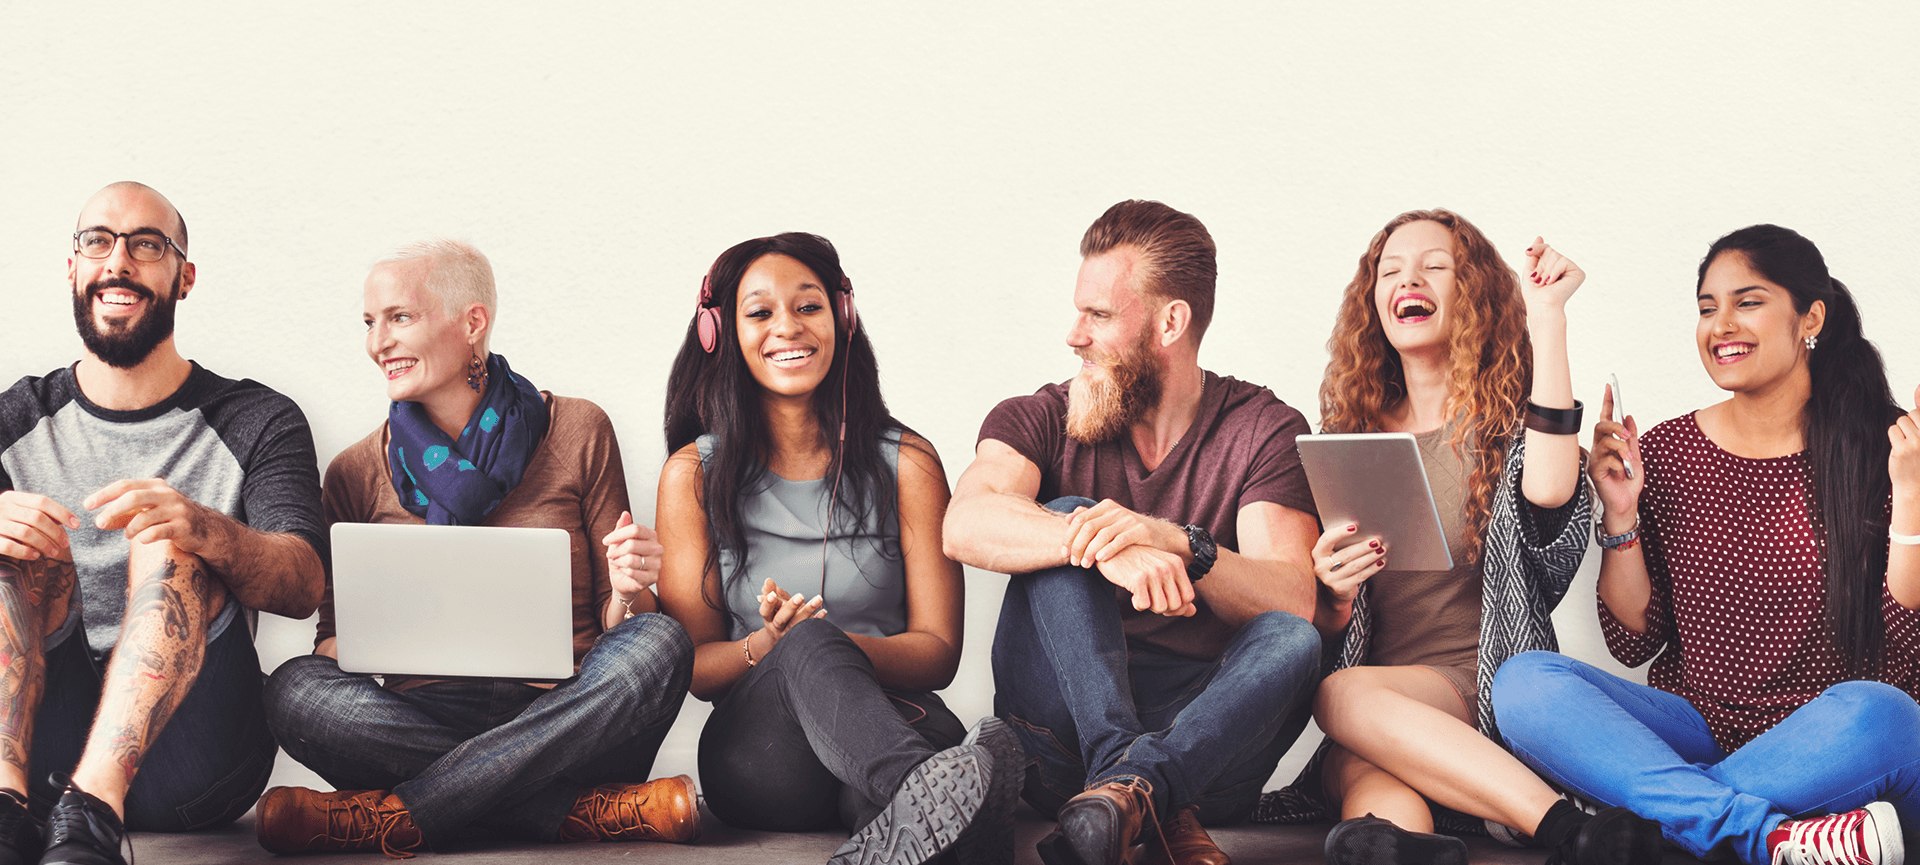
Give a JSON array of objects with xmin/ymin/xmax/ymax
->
[
  {"xmin": 829, "ymin": 738, "xmax": 994, "ymax": 865},
  {"xmin": 953, "ymin": 717, "xmax": 1024, "ymax": 865}
]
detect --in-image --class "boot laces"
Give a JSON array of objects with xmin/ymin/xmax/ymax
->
[{"xmin": 320, "ymin": 794, "xmax": 419, "ymax": 859}]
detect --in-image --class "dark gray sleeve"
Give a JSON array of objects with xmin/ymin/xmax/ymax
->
[{"xmin": 206, "ymin": 384, "xmax": 327, "ymax": 565}]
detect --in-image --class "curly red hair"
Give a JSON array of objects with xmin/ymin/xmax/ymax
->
[{"xmin": 1319, "ymin": 209, "xmax": 1532, "ymax": 564}]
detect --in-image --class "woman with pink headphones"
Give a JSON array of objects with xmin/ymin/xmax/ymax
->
[{"xmin": 653, "ymin": 233, "xmax": 1021, "ymax": 865}]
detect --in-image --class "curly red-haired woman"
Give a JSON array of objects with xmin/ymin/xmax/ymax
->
[{"xmin": 1255, "ymin": 210, "xmax": 1661, "ymax": 865}]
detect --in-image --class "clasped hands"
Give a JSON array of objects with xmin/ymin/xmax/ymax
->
[
  {"xmin": 0, "ymin": 478, "xmax": 230, "ymax": 563},
  {"xmin": 1061, "ymin": 500, "xmax": 1196, "ymax": 617}
]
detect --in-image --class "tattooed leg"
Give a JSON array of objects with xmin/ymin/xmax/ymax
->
[
  {"xmin": 68, "ymin": 539, "xmax": 222, "ymax": 818},
  {"xmin": 0, "ymin": 554, "xmax": 74, "ymax": 796}
]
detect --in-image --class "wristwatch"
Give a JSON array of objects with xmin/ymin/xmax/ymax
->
[{"xmin": 1183, "ymin": 524, "xmax": 1217, "ymax": 582}]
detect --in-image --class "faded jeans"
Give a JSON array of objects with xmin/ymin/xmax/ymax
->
[
  {"xmin": 263, "ymin": 612, "xmax": 693, "ymax": 850},
  {"xmin": 1493, "ymin": 650, "xmax": 1920, "ymax": 864}
]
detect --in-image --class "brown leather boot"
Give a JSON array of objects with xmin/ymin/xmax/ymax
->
[
  {"xmin": 1039, "ymin": 777, "xmax": 1155, "ymax": 865},
  {"xmin": 557, "ymin": 775, "xmax": 698, "ymax": 843},
  {"xmin": 254, "ymin": 786, "xmax": 424, "ymax": 858},
  {"xmin": 1137, "ymin": 806, "xmax": 1231, "ymax": 865}
]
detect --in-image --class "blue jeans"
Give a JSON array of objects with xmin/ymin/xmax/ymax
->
[
  {"xmin": 29, "ymin": 606, "xmax": 275, "ymax": 831},
  {"xmin": 263, "ymin": 612, "xmax": 693, "ymax": 850},
  {"xmin": 1492, "ymin": 651, "xmax": 1920, "ymax": 864},
  {"xmin": 991, "ymin": 496, "xmax": 1321, "ymax": 823}
]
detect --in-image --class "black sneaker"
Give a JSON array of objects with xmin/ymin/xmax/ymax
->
[
  {"xmin": 37, "ymin": 776, "xmax": 124, "ymax": 865},
  {"xmin": 1324, "ymin": 813, "xmax": 1469, "ymax": 865},
  {"xmin": 0, "ymin": 789, "xmax": 43, "ymax": 865},
  {"xmin": 1547, "ymin": 806, "xmax": 1664, "ymax": 865}
]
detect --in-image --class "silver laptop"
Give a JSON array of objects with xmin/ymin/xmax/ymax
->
[
  {"xmin": 330, "ymin": 523, "xmax": 576, "ymax": 680},
  {"xmin": 1296, "ymin": 432, "xmax": 1454, "ymax": 572}
]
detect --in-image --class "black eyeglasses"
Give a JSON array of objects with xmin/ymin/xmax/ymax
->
[{"xmin": 71, "ymin": 229, "xmax": 186, "ymax": 263}]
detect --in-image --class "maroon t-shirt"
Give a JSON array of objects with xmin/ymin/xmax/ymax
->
[{"xmin": 977, "ymin": 370, "xmax": 1315, "ymax": 660}]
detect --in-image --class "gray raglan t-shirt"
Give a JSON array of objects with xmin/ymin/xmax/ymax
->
[{"xmin": 0, "ymin": 363, "xmax": 325, "ymax": 652}]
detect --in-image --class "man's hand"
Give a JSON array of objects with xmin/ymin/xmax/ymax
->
[
  {"xmin": 1097, "ymin": 544, "xmax": 1196, "ymax": 617},
  {"xmin": 1063, "ymin": 499, "xmax": 1187, "ymax": 569},
  {"xmin": 84, "ymin": 478, "xmax": 230, "ymax": 552},
  {"xmin": 0, "ymin": 490, "xmax": 79, "ymax": 561}
]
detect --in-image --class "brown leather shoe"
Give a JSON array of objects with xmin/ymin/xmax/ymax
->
[
  {"xmin": 255, "ymin": 786, "xmax": 423, "ymax": 858},
  {"xmin": 558, "ymin": 775, "xmax": 698, "ymax": 843},
  {"xmin": 1040, "ymin": 777, "xmax": 1155, "ymax": 865},
  {"xmin": 1136, "ymin": 806, "xmax": 1230, "ymax": 865}
]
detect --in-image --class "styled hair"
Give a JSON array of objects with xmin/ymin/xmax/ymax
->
[
  {"xmin": 1079, "ymin": 200, "xmax": 1217, "ymax": 345},
  {"xmin": 377, "ymin": 239, "xmax": 497, "ymax": 323},
  {"xmin": 1319, "ymin": 209, "xmax": 1532, "ymax": 564},
  {"xmin": 663, "ymin": 233, "xmax": 914, "ymax": 625},
  {"xmin": 1699, "ymin": 224, "xmax": 1900, "ymax": 673}
]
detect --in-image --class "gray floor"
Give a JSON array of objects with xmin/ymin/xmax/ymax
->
[{"xmin": 135, "ymin": 803, "xmax": 1711, "ymax": 864}]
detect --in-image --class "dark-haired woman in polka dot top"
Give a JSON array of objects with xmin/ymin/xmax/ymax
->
[{"xmin": 1494, "ymin": 224, "xmax": 1920, "ymax": 865}]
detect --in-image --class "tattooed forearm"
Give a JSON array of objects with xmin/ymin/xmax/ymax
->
[
  {"xmin": 0, "ymin": 557, "xmax": 68, "ymax": 785},
  {"xmin": 86, "ymin": 555, "xmax": 213, "ymax": 785}
]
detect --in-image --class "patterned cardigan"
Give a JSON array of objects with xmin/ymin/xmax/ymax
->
[{"xmin": 1250, "ymin": 434, "xmax": 1592, "ymax": 834}]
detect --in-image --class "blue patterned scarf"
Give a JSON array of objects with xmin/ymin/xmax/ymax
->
[{"xmin": 387, "ymin": 353, "xmax": 550, "ymax": 525}]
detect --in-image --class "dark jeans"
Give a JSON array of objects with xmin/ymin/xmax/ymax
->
[
  {"xmin": 992, "ymin": 496, "xmax": 1321, "ymax": 824},
  {"xmin": 30, "ymin": 610, "xmax": 276, "ymax": 831},
  {"xmin": 263, "ymin": 612, "xmax": 693, "ymax": 850},
  {"xmin": 699, "ymin": 617, "xmax": 965, "ymax": 833}
]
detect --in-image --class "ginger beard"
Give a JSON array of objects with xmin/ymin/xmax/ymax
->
[
  {"xmin": 1065, "ymin": 327, "xmax": 1164, "ymax": 445},
  {"xmin": 72, "ymin": 272, "xmax": 180, "ymax": 369}
]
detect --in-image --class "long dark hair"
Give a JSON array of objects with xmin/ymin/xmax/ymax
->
[
  {"xmin": 663, "ymin": 233, "xmax": 911, "ymax": 623},
  {"xmin": 1699, "ymin": 224, "xmax": 1900, "ymax": 672}
]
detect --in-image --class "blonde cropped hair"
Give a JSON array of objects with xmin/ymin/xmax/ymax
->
[{"xmin": 377, "ymin": 239, "xmax": 497, "ymax": 323}]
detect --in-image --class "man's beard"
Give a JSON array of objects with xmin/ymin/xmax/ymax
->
[
  {"xmin": 72, "ymin": 273, "xmax": 179, "ymax": 369},
  {"xmin": 1065, "ymin": 331, "xmax": 1164, "ymax": 445}
]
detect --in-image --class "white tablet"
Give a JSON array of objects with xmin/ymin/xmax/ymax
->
[{"xmin": 1296, "ymin": 432, "xmax": 1454, "ymax": 571}]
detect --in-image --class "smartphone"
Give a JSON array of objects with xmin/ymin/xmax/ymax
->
[{"xmin": 1609, "ymin": 373, "xmax": 1634, "ymax": 479}]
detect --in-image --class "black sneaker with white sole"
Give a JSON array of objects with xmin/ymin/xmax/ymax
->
[
  {"xmin": 829, "ymin": 738, "xmax": 994, "ymax": 865},
  {"xmin": 36, "ymin": 776, "xmax": 125, "ymax": 865}
]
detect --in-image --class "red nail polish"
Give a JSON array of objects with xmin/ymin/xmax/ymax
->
[
  {"xmin": 1369, "ymin": 540, "xmax": 1380, "ymax": 549},
  {"xmin": 1347, "ymin": 523, "xmax": 1358, "ymax": 532}
]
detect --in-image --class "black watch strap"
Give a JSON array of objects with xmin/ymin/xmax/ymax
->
[{"xmin": 1183, "ymin": 524, "xmax": 1217, "ymax": 582}]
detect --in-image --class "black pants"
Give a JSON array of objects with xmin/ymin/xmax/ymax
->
[{"xmin": 698, "ymin": 618, "xmax": 964, "ymax": 832}]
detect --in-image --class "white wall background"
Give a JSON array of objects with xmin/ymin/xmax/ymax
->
[{"xmin": 4, "ymin": 2, "xmax": 1918, "ymax": 794}]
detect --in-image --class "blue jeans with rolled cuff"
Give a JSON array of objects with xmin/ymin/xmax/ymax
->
[
  {"xmin": 28, "ymin": 598, "xmax": 274, "ymax": 831},
  {"xmin": 1492, "ymin": 650, "xmax": 1920, "ymax": 865},
  {"xmin": 991, "ymin": 495, "xmax": 1321, "ymax": 824},
  {"xmin": 262, "ymin": 612, "xmax": 693, "ymax": 850}
]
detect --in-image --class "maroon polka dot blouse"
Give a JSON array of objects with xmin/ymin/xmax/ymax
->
[{"xmin": 1598, "ymin": 412, "xmax": 1920, "ymax": 752}]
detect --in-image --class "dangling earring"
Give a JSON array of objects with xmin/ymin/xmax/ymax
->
[
  {"xmin": 467, "ymin": 351, "xmax": 488, "ymax": 392},
  {"xmin": 1805, "ymin": 335, "xmax": 1819, "ymax": 351}
]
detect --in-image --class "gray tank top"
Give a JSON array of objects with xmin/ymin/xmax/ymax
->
[{"xmin": 697, "ymin": 432, "xmax": 908, "ymax": 641}]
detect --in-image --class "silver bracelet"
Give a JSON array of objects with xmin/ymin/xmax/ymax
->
[
  {"xmin": 1893, "ymin": 529, "xmax": 1920, "ymax": 547},
  {"xmin": 1596, "ymin": 513, "xmax": 1640, "ymax": 551}
]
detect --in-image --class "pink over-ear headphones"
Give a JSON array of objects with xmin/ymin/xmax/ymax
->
[{"xmin": 696, "ymin": 261, "xmax": 857, "ymax": 353}]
